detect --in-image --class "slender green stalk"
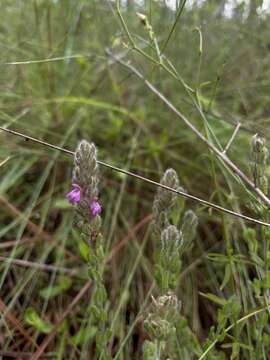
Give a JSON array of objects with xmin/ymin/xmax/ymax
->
[{"xmin": 199, "ymin": 302, "xmax": 270, "ymax": 360}]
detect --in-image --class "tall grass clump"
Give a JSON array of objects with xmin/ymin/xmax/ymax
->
[{"xmin": 1, "ymin": 1, "xmax": 270, "ymax": 359}]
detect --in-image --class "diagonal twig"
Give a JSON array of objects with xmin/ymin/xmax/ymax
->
[
  {"xmin": 1, "ymin": 126, "xmax": 270, "ymax": 228},
  {"xmin": 108, "ymin": 52, "xmax": 270, "ymax": 210},
  {"xmin": 0, "ymin": 156, "xmax": 10, "ymax": 167}
]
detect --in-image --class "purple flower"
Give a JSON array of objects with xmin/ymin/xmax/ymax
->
[
  {"xmin": 90, "ymin": 198, "xmax": 102, "ymax": 217},
  {"xmin": 66, "ymin": 184, "xmax": 81, "ymax": 205}
]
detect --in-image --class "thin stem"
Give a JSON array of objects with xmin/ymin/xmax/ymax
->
[
  {"xmin": 115, "ymin": 0, "xmax": 162, "ymax": 66},
  {"xmin": 156, "ymin": 339, "xmax": 161, "ymax": 359},
  {"xmin": 193, "ymin": 26, "xmax": 203, "ymax": 90},
  {"xmin": 0, "ymin": 156, "xmax": 10, "ymax": 167},
  {"xmin": 1, "ymin": 126, "xmax": 270, "ymax": 228},
  {"xmin": 198, "ymin": 301, "xmax": 270, "ymax": 360},
  {"xmin": 223, "ymin": 122, "xmax": 242, "ymax": 154},
  {"xmin": 161, "ymin": 0, "xmax": 187, "ymax": 55},
  {"xmin": 3, "ymin": 54, "xmax": 92, "ymax": 65}
]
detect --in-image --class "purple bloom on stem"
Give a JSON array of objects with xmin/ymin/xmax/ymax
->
[
  {"xmin": 66, "ymin": 184, "xmax": 81, "ymax": 204},
  {"xmin": 90, "ymin": 198, "xmax": 102, "ymax": 217}
]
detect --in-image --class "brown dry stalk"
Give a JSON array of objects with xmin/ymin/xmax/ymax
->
[
  {"xmin": 0, "ymin": 237, "xmax": 34, "ymax": 250},
  {"xmin": 0, "ymin": 256, "xmax": 79, "ymax": 277},
  {"xmin": 0, "ymin": 195, "xmax": 81, "ymax": 262},
  {"xmin": 105, "ymin": 213, "xmax": 153, "ymax": 263},
  {"xmin": 0, "ymin": 195, "xmax": 53, "ymax": 243},
  {"xmin": 31, "ymin": 280, "xmax": 91, "ymax": 360}
]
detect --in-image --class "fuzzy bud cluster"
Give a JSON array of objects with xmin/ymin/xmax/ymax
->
[
  {"xmin": 66, "ymin": 140, "xmax": 102, "ymax": 226},
  {"xmin": 251, "ymin": 134, "xmax": 269, "ymax": 193},
  {"xmin": 152, "ymin": 168, "xmax": 198, "ymax": 293},
  {"xmin": 161, "ymin": 225, "xmax": 183, "ymax": 258},
  {"xmin": 144, "ymin": 168, "xmax": 199, "ymax": 360},
  {"xmin": 73, "ymin": 140, "xmax": 99, "ymax": 200},
  {"xmin": 181, "ymin": 210, "xmax": 198, "ymax": 253},
  {"xmin": 153, "ymin": 168, "xmax": 182, "ymax": 234},
  {"xmin": 143, "ymin": 293, "xmax": 181, "ymax": 349}
]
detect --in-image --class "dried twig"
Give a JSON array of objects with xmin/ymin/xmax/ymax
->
[
  {"xmin": 108, "ymin": 53, "xmax": 270, "ymax": 209},
  {"xmin": 223, "ymin": 122, "xmax": 242, "ymax": 154}
]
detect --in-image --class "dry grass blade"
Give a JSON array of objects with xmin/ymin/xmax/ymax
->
[{"xmin": 0, "ymin": 256, "xmax": 79, "ymax": 277}]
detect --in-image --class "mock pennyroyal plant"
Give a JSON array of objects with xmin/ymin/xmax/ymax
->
[
  {"xmin": 67, "ymin": 140, "xmax": 102, "ymax": 227},
  {"xmin": 67, "ymin": 140, "xmax": 110, "ymax": 358}
]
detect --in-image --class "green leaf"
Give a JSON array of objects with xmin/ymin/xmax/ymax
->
[
  {"xmin": 39, "ymin": 277, "xmax": 72, "ymax": 300},
  {"xmin": 79, "ymin": 239, "xmax": 90, "ymax": 261},
  {"xmin": 207, "ymin": 253, "xmax": 228, "ymax": 263},
  {"xmin": 252, "ymin": 278, "xmax": 262, "ymax": 298},
  {"xmin": 220, "ymin": 264, "xmax": 232, "ymax": 290},
  {"xmin": 24, "ymin": 307, "xmax": 52, "ymax": 334},
  {"xmin": 71, "ymin": 326, "xmax": 97, "ymax": 346},
  {"xmin": 243, "ymin": 228, "xmax": 258, "ymax": 255},
  {"xmin": 199, "ymin": 292, "xmax": 226, "ymax": 306}
]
